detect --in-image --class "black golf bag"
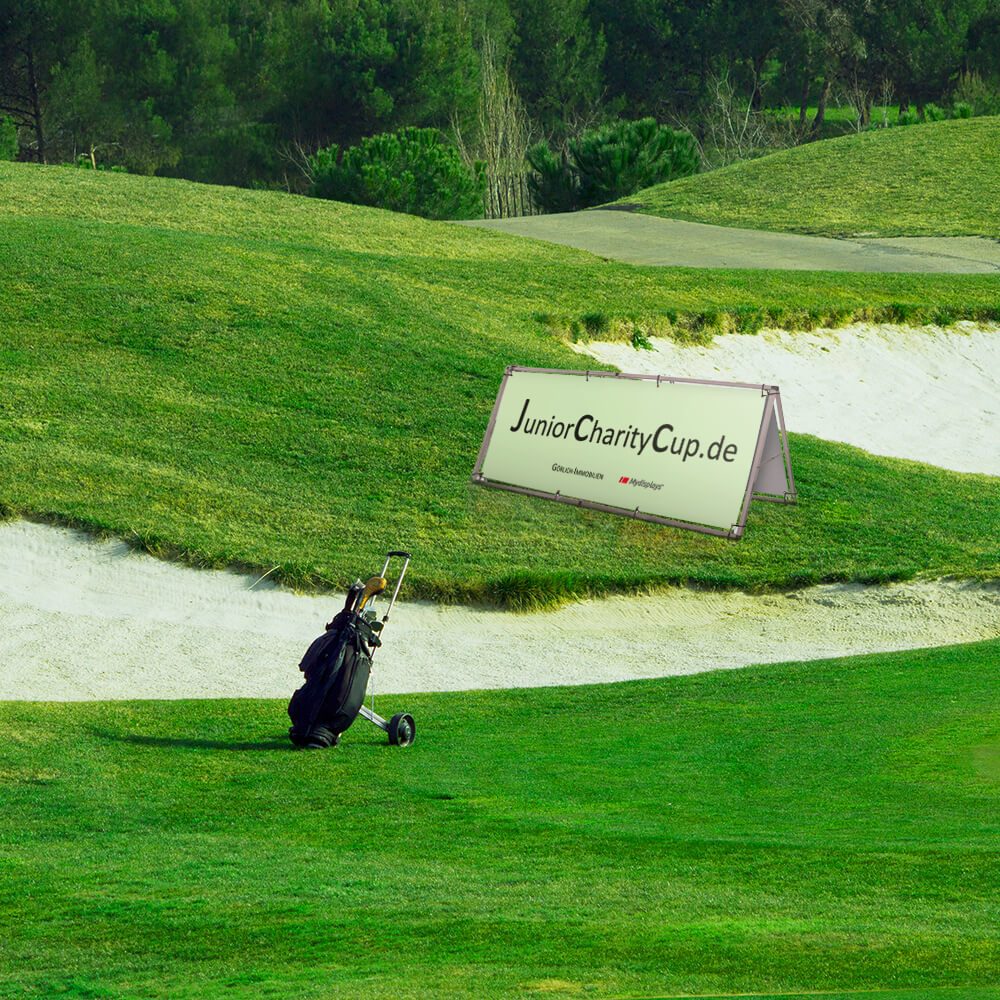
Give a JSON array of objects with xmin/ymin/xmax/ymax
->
[
  {"xmin": 287, "ymin": 609, "xmax": 381, "ymax": 749},
  {"xmin": 287, "ymin": 550, "xmax": 416, "ymax": 750}
]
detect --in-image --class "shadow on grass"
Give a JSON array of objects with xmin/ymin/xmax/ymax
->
[
  {"xmin": 89, "ymin": 727, "xmax": 391, "ymax": 754},
  {"xmin": 90, "ymin": 728, "xmax": 293, "ymax": 752}
]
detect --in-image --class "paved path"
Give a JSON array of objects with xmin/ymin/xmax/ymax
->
[{"xmin": 464, "ymin": 210, "xmax": 1000, "ymax": 272}]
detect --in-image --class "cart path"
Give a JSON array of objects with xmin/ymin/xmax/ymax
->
[
  {"xmin": 577, "ymin": 320, "xmax": 1000, "ymax": 477},
  {"xmin": 462, "ymin": 211, "xmax": 1000, "ymax": 272},
  {"xmin": 1, "ymin": 520, "xmax": 997, "ymax": 701}
]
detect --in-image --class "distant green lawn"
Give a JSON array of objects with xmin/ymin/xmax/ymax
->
[
  {"xmin": 2, "ymin": 163, "xmax": 1000, "ymax": 605},
  {"xmin": 625, "ymin": 116, "xmax": 1000, "ymax": 237},
  {"xmin": 1, "ymin": 639, "xmax": 998, "ymax": 998},
  {"xmin": 768, "ymin": 103, "xmax": 901, "ymax": 141},
  {"xmin": 771, "ymin": 103, "xmax": 902, "ymax": 125}
]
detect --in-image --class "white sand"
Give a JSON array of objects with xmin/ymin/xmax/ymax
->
[
  {"xmin": 4, "ymin": 323, "xmax": 997, "ymax": 701},
  {"xmin": 576, "ymin": 321, "xmax": 1000, "ymax": 476},
  {"xmin": 2, "ymin": 520, "xmax": 997, "ymax": 701}
]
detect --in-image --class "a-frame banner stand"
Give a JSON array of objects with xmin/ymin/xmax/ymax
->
[{"xmin": 472, "ymin": 367, "xmax": 796, "ymax": 540}]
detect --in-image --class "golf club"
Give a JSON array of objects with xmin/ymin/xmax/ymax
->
[{"xmin": 357, "ymin": 575, "xmax": 387, "ymax": 613}]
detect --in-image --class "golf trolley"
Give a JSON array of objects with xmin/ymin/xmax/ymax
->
[{"xmin": 288, "ymin": 551, "xmax": 416, "ymax": 749}]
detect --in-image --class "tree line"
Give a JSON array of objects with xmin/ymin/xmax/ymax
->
[{"xmin": 2, "ymin": 0, "xmax": 998, "ymax": 189}]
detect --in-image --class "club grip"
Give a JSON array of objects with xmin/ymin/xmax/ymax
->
[{"xmin": 343, "ymin": 581, "xmax": 364, "ymax": 612}]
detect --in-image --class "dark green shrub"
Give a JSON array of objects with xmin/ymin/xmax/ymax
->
[
  {"xmin": 923, "ymin": 102, "xmax": 946, "ymax": 121},
  {"xmin": 952, "ymin": 101, "xmax": 973, "ymax": 118},
  {"xmin": 310, "ymin": 127, "xmax": 485, "ymax": 220},
  {"xmin": 0, "ymin": 116, "xmax": 17, "ymax": 161},
  {"xmin": 525, "ymin": 143, "xmax": 579, "ymax": 214},
  {"xmin": 897, "ymin": 110, "xmax": 920, "ymax": 126},
  {"xmin": 630, "ymin": 326, "xmax": 653, "ymax": 350},
  {"xmin": 951, "ymin": 71, "xmax": 1000, "ymax": 116},
  {"xmin": 571, "ymin": 118, "xmax": 699, "ymax": 207},
  {"xmin": 580, "ymin": 312, "xmax": 610, "ymax": 337},
  {"xmin": 528, "ymin": 118, "xmax": 699, "ymax": 213}
]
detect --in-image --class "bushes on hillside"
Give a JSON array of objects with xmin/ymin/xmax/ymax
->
[
  {"xmin": 309, "ymin": 128, "xmax": 485, "ymax": 220},
  {"xmin": 0, "ymin": 117, "xmax": 17, "ymax": 161},
  {"xmin": 527, "ymin": 118, "xmax": 698, "ymax": 213},
  {"xmin": 951, "ymin": 71, "xmax": 1000, "ymax": 117},
  {"xmin": 525, "ymin": 145, "xmax": 581, "ymax": 214},
  {"xmin": 891, "ymin": 76, "xmax": 1000, "ymax": 128}
]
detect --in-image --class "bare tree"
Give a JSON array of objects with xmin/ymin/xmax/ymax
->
[
  {"xmin": 275, "ymin": 138, "xmax": 317, "ymax": 192},
  {"xmin": 840, "ymin": 75, "xmax": 893, "ymax": 132},
  {"xmin": 454, "ymin": 35, "xmax": 536, "ymax": 219},
  {"xmin": 781, "ymin": 0, "xmax": 862, "ymax": 137},
  {"xmin": 685, "ymin": 69, "xmax": 796, "ymax": 169},
  {"xmin": 0, "ymin": 24, "xmax": 48, "ymax": 161}
]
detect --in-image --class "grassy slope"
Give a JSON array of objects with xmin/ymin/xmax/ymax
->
[
  {"xmin": 625, "ymin": 117, "xmax": 1000, "ymax": 237},
  {"xmin": 2, "ymin": 163, "xmax": 1000, "ymax": 605},
  {"xmin": 1, "ymin": 640, "xmax": 998, "ymax": 998}
]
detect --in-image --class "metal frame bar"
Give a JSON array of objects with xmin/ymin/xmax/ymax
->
[
  {"xmin": 731, "ymin": 394, "xmax": 776, "ymax": 538},
  {"xmin": 773, "ymin": 388, "xmax": 797, "ymax": 500},
  {"xmin": 359, "ymin": 550, "xmax": 411, "ymax": 731},
  {"xmin": 747, "ymin": 389, "xmax": 797, "ymax": 505},
  {"xmin": 471, "ymin": 366, "xmax": 793, "ymax": 541},
  {"xmin": 359, "ymin": 704, "xmax": 389, "ymax": 732},
  {"xmin": 501, "ymin": 365, "xmax": 779, "ymax": 393}
]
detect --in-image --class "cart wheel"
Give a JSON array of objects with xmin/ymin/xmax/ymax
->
[{"xmin": 388, "ymin": 712, "xmax": 415, "ymax": 747}]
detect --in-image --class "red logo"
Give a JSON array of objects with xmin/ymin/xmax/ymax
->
[{"xmin": 619, "ymin": 476, "xmax": 630, "ymax": 484}]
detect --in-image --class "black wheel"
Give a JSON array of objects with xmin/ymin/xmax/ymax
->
[
  {"xmin": 304, "ymin": 725, "xmax": 339, "ymax": 750},
  {"xmin": 388, "ymin": 712, "xmax": 415, "ymax": 747}
]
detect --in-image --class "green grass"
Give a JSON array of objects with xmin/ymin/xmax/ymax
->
[
  {"xmin": 624, "ymin": 117, "xmax": 1000, "ymax": 237},
  {"xmin": 1, "ymin": 639, "xmax": 998, "ymax": 998},
  {"xmin": 2, "ymin": 162, "xmax": 1000, "ymax": 605},
  {"xmin": 771, "ymin": 103, "xmax": 902, "ymax": 125},
  {"xmin": 768, "ymin": 104, "xmax": 901, "ymax": 141}
]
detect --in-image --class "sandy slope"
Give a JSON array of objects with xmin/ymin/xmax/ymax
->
[
  {"xmin": 4, "ymin": 324, "xmax": 997, "ymax": 702},
  {"xmin": 577, "ymin": 322, "xmax": 1000, "ymax": 476},
  {"xmin": 2, "ymin": 520, "xmax": 997, "ymax": 701}
]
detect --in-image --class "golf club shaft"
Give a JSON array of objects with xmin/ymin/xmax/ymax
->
[{"xmin": 381, "ymin": 552, "xmax": 410, "ymax": 624}]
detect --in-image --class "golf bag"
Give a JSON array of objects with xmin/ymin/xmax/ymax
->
[
  {"xmin": 287, "ymin": 550, "xmax": 416, "ymax": 750},
  {"xmin": 287, "ymin": 609, "xmax": 381, "ymax": 748}
]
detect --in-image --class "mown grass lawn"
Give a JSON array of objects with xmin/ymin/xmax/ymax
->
[
  {"xmin": 1, "ymin": 639, "xmax": 998, "ymax": 999},
  {"xmin": 625, "ymin": 116, "xmax": 1000, "ymax": 237},
  {"xmin": 2, "ymin": 164, "xmax": 1000, "ymax": 604}
]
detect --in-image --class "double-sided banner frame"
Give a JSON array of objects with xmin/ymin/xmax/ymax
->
[{"xmin": 471, "ymin": 366, "xmax": 797, "ymax": 540}]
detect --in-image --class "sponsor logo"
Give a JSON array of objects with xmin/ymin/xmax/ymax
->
[
  {"xmin": 618, "ymin": 475, "xmax": 664, "ymax": 491},
  {"xmin": 552, "ymin": 463, "xmax": 604, "ymax": 481}
]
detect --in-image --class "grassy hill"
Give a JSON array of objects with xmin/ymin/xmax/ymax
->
[
  {"xmin": 624, "ymin": 117, "xmax": 1000, "ymax": 237},
  {"xmin": 2, "ymin": 162, "xmax": 1000, "ymax": 605},
  {"xmin": 1, "ymin": 639, "xmax": 998, "ymax": 998}
]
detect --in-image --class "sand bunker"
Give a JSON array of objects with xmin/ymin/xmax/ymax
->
[
  {"xmin": 5, "ymin": 322, "xmax": 997, "ymax": 700},
  {"xmin": 577, "ymin": 322, "xmax": 1000, "ymax": 476},
  {"xmin": 2, "ymin": 520, "xmax": 997, "ymax": 701}
]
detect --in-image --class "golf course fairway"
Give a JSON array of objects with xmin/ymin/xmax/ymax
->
[
  {"xmin": 1, "ymin": 640, "xmax": 998, "ymax": 998},
  {"xmin": 625, "ymin": 116, "xmax": 1000, "ymax": 237},
  {"xmin": 2, "ymin": 129, "xmax": 998, "ymax": 999}
]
